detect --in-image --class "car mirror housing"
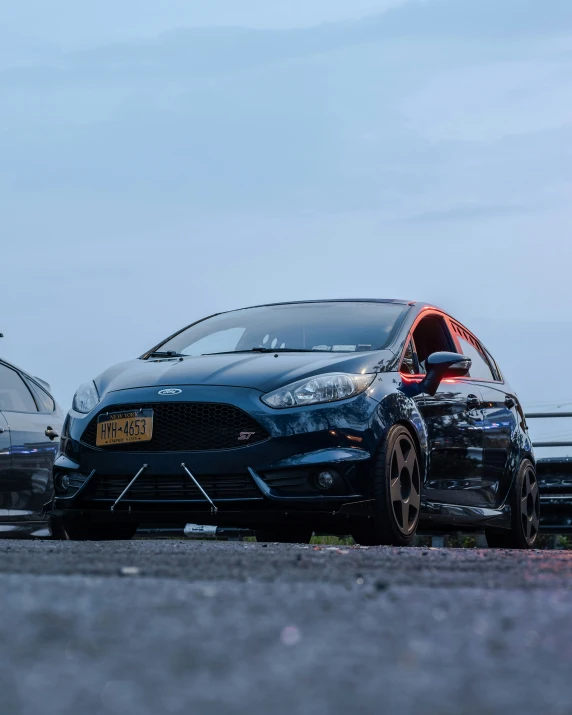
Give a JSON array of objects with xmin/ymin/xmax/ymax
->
[
  {"xmin": 422, "ymin": 352, "xmax": 471, "ymax": 396},
  {"xmin": 401, "ymin": 351, "xmax": 472, "ymax": 397}
]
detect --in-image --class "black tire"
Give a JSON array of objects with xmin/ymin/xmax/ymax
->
[
  {"xmin": 256, "ymin": 528, "xmax": 313, "ymax": 544},
  {"xmin": 352, "ymin": 425, "xmax": 421, "ymax": 546},
  {"xmin": 57, "ymin": 520, "xmax": 139, "ymax": 541},
  {"xmin": 486, "ymin": 459, "xmax": 540, "ymax": 549}
]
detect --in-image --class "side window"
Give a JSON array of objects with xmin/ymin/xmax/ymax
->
[
  {"xmin": 400, "ymin": 340, "xmax": 417, "ymax": 375},
  {"xmin": 0, "ymin": 364, "xmax": 38, "ymax": 413},
  {"xmin": 456, "ymin": 336, "xmax": 495, "ymax": 380},
  {"xmin": 412, "ymin": 315, "xmax": 455, "ymax": 373},
  {"xmin": 483, "ymin": 347, "xmax": 502, "ymax": 381},
  {"xmin": 26, "ymin": 379, "xmax": 55, "ymax": 413},
  {"xmin": 449, "ymin": 321, "xmax": 496, "ymax": 381}
]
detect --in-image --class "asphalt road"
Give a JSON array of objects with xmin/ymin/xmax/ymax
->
[{"xmin": 1, "ymin": 540, "xmax": 572, "ymax": 715}]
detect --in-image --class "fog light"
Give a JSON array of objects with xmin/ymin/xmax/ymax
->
[
  {"xmin": 316, "ymin": 471, "xmax": 335, "ymax": 490},
  {"xmin": 54, "ymin": 472, "xmax": 70, "ymax": 494}
]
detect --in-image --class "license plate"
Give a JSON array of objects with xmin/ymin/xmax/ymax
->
[{"xmin": 96, "ymin": 409, "xmax": 153, "ymax": 447}]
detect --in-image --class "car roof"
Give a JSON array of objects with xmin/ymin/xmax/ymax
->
[
  {"xmin": 233, "ymin": 298, "xmax": 419, "ymax": 310},
  {"xmin": 0, "ymin": 357, "xmax": 50, "ymax": 391}
]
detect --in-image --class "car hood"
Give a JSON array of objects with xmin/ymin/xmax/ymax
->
[{"xmin": 96, "ymin": 350, "xmax": 398, "ymax": 396}]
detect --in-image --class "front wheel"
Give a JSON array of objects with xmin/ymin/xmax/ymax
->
[
  {"xmin": 352, "ymin": 425, "xmax": 421, "ymax": 546},
  {"xmin": 54, "ymin": 519, "xmax": 139, "ymax": 541},
  {"xmin": 486, "ymin": 459, "xmax": 540, "ymax": 549}
]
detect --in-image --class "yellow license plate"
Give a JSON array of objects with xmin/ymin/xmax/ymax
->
[{"xmin": 96, "ymin": 410, "xmax": 153, "ymax": 447}]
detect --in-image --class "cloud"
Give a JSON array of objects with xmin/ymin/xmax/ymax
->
[
  {"xmin": 408, "ymin": 203, "xmax": 532, "ymax": 223},
  {"xmin": 401, "ymin": 61, "xmax": 572, "ymax": 142}
]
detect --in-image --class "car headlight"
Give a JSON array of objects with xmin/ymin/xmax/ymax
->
[
  {"xmin": 72, "ymin": 381, "xmax": 100, "ymax": 413},
  {"xmin": 261, "ymin": 373, "xmax": 375, "ymax": 409}
]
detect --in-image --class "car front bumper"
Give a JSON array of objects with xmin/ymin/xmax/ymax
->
[{"xmin": 48, "ymin": 385, "xmax": 384, "ymax": 527}]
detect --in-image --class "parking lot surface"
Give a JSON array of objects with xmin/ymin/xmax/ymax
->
[{"xmin": 1, "ymin": 540, "xmax": 572, "ymax": 715}]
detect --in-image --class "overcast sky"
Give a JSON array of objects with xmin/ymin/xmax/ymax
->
[
  {"xmin": 2, "ymin": 0, "xmax": 572, "ymax": 447},
  {"xmin": 2, "ymin": 1, "xmax": 405, "ymax": 46}
]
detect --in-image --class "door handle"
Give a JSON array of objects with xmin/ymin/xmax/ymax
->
[
  {"xmin": 45, "ymin": 427, "xmax": 59, "ymax": 440},
  {"xmin": 505, "ymin": 396, "xmax": 516, "ymax": 409},
  {"xmin": 467, "ymin": 394, "xmax": 481, "ymax": 409}
]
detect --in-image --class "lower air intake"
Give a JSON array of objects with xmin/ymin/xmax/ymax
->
[{"xmin": 89, "ymin": 472, "xmax": 262, "ymax": 501}]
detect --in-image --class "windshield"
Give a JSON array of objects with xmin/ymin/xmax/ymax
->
[{"xmin": 149, "ymin": 302, "xmax": 408, "ymax": 357}]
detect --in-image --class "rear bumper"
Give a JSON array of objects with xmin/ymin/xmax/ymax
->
[{"xmin": 539, "ymin": 495, "xmax": 572, "ymax": 532}]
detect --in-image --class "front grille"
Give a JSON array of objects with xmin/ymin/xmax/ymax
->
[
  {"xmin": 81, "ymin": 402, "xmax": 269, "ymax": 452},
  {"xmin": 89, "ymin": 473, "xmax": 262, "ymax": 501}
]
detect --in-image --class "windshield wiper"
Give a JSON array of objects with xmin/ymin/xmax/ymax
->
[
  {"xmin": 201, "ymin": 348, "xmax": 332, "ymax": 356},
  {"xmin": 147, "ymin": 351, "xmax": 185, "ymax": 358}
]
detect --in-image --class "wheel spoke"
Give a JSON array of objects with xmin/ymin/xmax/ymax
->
[
  {"xmin": 401, "ymin": 498, "xmax": 410, "ymax": 530},
  {"xmin": 404, "ymin": 449, "xmax": 417, "ymax": 474},
  {"xmin": 521, "ymin": 495, "xmax": 529, "ymax": 514},
  {"xmin": 525, "ymin": 470, "xmax": 533, "ymax": 497},
  {"xmin": 531, "ymin": 516, "xmax": 539, "ymax": 535},
  {"xmin": 525, "ymin": 516, "xmax": 532, "ymax": 542},
  {"xmin": 410, "ymin": 471, "xmax": 420, "ymax": 498},
  {"xmin": 531, "ymin": 502, "xmax": 540, "ymax": 528},
  {"xmin": 390, "ymin": 476, "xmax": 402, "ymax": 503},
  {"xmin": 395, "ymin": 441, "xmax": 407, "ymax": 473}
]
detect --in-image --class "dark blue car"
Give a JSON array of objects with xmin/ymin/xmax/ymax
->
[{"xmin": 50, "ymin": 300, "xmax": 539, "ymax": 547}]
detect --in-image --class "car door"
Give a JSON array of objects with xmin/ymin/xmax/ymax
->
[
  {"xmin": 451, "ymin": 327, "xmax": 517, "ymax": 508},
  {"xmin": 409, "ymin": 314, "xmax": 486, "ymax": 507},
  {"xmin": 0, "ymin": 363, "xmax": 59, "ymax": 520},
  {"xmin": 420, "ymin": 382, "xmax": 486, "ymax": 506}
]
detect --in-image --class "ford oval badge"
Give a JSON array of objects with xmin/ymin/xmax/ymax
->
[{"xmin": 158, "ymin": 388, "xmax": 182, "ymax": 395}]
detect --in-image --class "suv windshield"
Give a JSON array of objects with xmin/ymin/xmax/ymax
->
[{"xmin": 149, "ymin": 302, "xmax": 408, "ymax": 357}]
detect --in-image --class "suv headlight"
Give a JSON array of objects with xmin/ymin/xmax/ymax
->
[
  {"xmin": 72, "ymin": 381, "xmax": 100, "ymax": 413},
  {"xmin": 262, "ymin": 373, "xmax": 375, "ymax": 409}
]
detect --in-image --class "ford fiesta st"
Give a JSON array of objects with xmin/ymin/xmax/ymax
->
[{"xmin": 49, "ymin": 300, "xmax": 539, "ymax": 547}]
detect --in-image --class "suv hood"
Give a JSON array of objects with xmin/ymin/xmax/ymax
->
[{"xmin": 96, "ymin": 350, "xmax": 397, "ymax": 396}]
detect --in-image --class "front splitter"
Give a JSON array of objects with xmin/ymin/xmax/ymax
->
[{"xmin": 48, "ymin": 499, "xmax": 374, "ymax": 529}]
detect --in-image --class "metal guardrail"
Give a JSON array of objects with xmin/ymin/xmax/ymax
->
[
  {"xmin": 526, "ymin": 412, "xmax": 572, "ymax": 448},
  {"xmin": 526, "ymin": 413, "xmax": 572, "ymax": 419}
]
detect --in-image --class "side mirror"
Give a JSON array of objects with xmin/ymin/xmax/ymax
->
[
  {"xmin": 400, "ymin": 351, "xmax": 471, "ymax": 398},
  {"xmin": 421, "ymin": 352, "xmax": 471, "ymax": 396}
]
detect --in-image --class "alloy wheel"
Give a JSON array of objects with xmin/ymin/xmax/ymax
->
[
  {"xmin": 521, "ymin": 465, "xmax": 540, "ymax": 545},
  {"xmin": 389, "ymin": 434, "xmax": 421, "ymax": 535}
]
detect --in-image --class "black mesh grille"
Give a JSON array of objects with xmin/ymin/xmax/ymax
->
[
  {"xmin": 89, "ymin": 473, "xmax": 262, "ymax": 501},
  {"xmin": 81, "ymin": 402, "xmax": 269, "ymax": 452}
]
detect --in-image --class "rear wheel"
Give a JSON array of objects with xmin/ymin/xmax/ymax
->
[
  {"xmin": 256, "ymin": 528, "xmax": 313, "ymax": 544},
  {"xmin": 352, "ymin": 425, "xmax": 421, "ymax": 546},
  {"xmin": 55, "ymin": 520, "xmax": 139, "ymax": 541},
  {"xmin": 486, "ymin": 459, "xmax": 539, "ymax": 549}
]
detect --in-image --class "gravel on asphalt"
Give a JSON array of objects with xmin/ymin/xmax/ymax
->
[{"xmin": 1, "ymin": 540, "xmax": 571, "ymax": 715}]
